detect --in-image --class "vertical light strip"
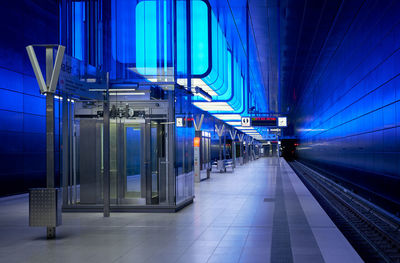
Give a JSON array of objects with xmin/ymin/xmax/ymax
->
[{"xmin": 164, "ymin": 0, "xmax": 167, "ymax": 75}]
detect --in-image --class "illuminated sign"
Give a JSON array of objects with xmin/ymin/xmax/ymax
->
[
  {"xmin": 193, "ymin": 137, "xmax": 201, "ymax": 147},
  {"xmin": 268, "ymin": 128, "xmax": 281, "ymax": 133},
  {"xmin": 278, "ymin": 117, "xmax": 287, "ymax": 127},
  {"xmin": 194, "ymin": 137, "xmax": 201, "ymax": 180},
  {"xmin": 176, "ymin": 117, "xmax": 194, "ymax": 127},
  {"xmin": 176, "ymin": 117, "xmax": 184, "ymax": 127},
  {"xmin": 251, "ymin": 117, "xmax": 277, "ymax": 127},
  {"xmin": 241, "ymin": 117, "xmax": 251, "ymax": 127}
]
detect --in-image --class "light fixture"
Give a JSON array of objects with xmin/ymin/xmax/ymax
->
[
  {"xmin": 177, "ymin": 78, "xmax": 218, "ymax": 96},
  {"xmin": 226, "ymin": 121, "xmax": 242, "ymax": 126},
  {"xmin": 192, "ymin": 102, "xmax": 233, "ymax": 111},
  {"xmin": 89, "ymin": 88, "xmax": 138, "ymax": 92},
  {"xmin": 80, "ymin": 78, "xmax": 97, "ymax": 83},
  {"xmin": 191, "ymin": 78, "xmax": 217, "ymax": 96},
  {"xmin": 109, "ymin": 92, "xmax": 146, "ymax": 96},
  {"xmin": 213, "ymin": 114, "xmax": 242, "ymax": 120},
  {"xmin": 197, "ymin": 93, "xmax": 212, "ymax": 102},
  {"xmin": 192, "ymin": 86, "xmax": 212, "ymax": 102}
]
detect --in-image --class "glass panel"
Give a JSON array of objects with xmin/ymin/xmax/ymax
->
[
  {"xmin": 136, "ymin": 1, "xmax": 157, "ymax": 76},
  {"xmin": 109, "ymin": 121, "xmax": 118, "ymax": 203},
  {"xmin": 151, "ymin": 122, "xmax": 159, "ymax": 198},
  {"xmin": 125, "ymin": 125, "xmax": 142, "ymax": 198}
]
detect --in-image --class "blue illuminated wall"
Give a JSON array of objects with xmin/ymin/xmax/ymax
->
[
  {"xmin": 0, "ymin": 0, "xmax": 59, "ymax": 196},
  {"xmin": 110, "ymin": 0, "xmax": 174, "ymax": 81},
  {"xmin": 295, "ymin": 0, "xmax": 400, "ymax": 211}
]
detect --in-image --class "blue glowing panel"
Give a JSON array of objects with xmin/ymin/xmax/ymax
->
[
  {"xmin": 225, "ymin": 49, "xmax": 232, "ymax": 100},
  {"xmin": 0, "ymin": 68, "xmax": 23, "ymax": 93},
  {"xmin": 176, "ymin": 0, "xmax": 187, "ymax": 76},
  {"xmin": 23, "ymin": 114, "xmax": 46, "ymax": 134},
  {"xmin": 202, "ymin": 12, "xmax": 219, "ymax": 84},
  {"xmin": 0, "ymin": 0, "xmax": 58, "ymax": 196},
  {"xmin": 191, "ymin": 0, "xmax": 209, "ymax": 75},
  {"xmin": 112, "ymin": 0, "xmax": 173, "ymax": 79},
  {"xmin": 214, "ymin": 26, "xmax": 228, "ymax": 95},
  {"xmin": 136, "ymin": 1, "xmax": 157, "ymax": 76},
  {"xmin": 295, "ymin": 0, "xmax": 400, "ymax": 212},
  {"xmin": 0, "ymin": 89, "xmax": 23, "ymax": 112},
  {"xmin": 72, "ymin": 1, "xmax": 84, "ymax": 60},
  {"xmin": 23, "ymin": 95, "xmax": 45, "ymax": 116},
  {"xmin": 112, "ymin": 0, "xmax": 137, "ymax": 63},
  {"xmin": 0, "ymin": 110, "xmax": 23, "ymax": 132}
]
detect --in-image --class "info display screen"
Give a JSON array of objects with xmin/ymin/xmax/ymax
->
[{"xmin": 251, "ymin": 117, "xmax": 277, "ymax": 127}]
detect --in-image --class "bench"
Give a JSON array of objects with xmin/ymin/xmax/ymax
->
[
  {"xmin": 211, "ymin": 160, "xmax": 234, "ymax": 173},
  {"xmin": 224, "ymin": 160, "xmax": 234, "ymax": 172}
]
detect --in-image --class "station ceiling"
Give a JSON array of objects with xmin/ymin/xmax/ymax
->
[{"xmin": 249, "ymin": 0, "xmax": 349, "ymax": 114}]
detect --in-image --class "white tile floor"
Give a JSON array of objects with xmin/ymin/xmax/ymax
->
[{"xmin": 0, "ymin": 158, "xmax": 363, "ymax": 263}]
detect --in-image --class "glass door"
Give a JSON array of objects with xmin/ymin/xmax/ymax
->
[
  {"xmin": 117, "ymin": 119, "xmax": 167, "ymax": 205},
  {"xmin": 124, "ymin": 124, "xmax": 142, "ymax": 199},
  {"xmin": 149, "ymin": 120, "xmax": 168, "ymax": 204}
]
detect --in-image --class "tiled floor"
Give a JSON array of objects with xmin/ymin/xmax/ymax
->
[{"xmin": 0, "ymin": 158, "xmax": 363, "ymax": 263}]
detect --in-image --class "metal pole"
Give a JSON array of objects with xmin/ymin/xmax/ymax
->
[
  {"xmin": 103, "ymin": 74, "xmax": 110, "ymax": 217},
  {"xmin": 62, "ymin": 97, "xmax": 69, "ymax": 206},
  {"xmin": 240, "ymin": 141, "xmax": 243, "ymax": 159},
  {"xmin": 277, "ymin": 136, "xmax": 280, "ymax": 157},
  {"xmin": 69, "ymin": 103, "xmax": 74, "ymax": 204},
  {"xmin": 223, "ymin": 132, "xmax": 226, "ymax": 160},
  {"xmin": 45, "ymin": 47, "xmax": 55, "ymax": 239},
  {"xmin": 46, "ymin": 93, "xmax": 55, "ymax": 189},
  {"xmin": 232, "ymin": 141, "xmax": 236, "ymax": 168},
  {"xmin": 246, "ymin": 140, "xmax": 248, "ymax": 163},
  {"xmin": 167, "ymin": 90, "xmax": 175, "ymax": 204},
  {"xmin": 219, "ymin": 135, "xmax": 222, "ymax": 161}
]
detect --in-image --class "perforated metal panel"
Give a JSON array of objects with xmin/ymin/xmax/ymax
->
[{"xmin": 29, "ymin": 188, "xmax": 62, "ymax": 227}]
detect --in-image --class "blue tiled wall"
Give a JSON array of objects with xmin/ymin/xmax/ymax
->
[
  {"xmin": 296, "ymin": 0, "xmax": 400, "ymax": 211},
  {"xmin": 0, "ymin": 0, "xmax": 59, "ymax": 196}
]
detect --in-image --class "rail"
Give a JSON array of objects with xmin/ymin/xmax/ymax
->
[{"xmin": 289, "ymin": 161, "xmax": 400, "ymax": 263}]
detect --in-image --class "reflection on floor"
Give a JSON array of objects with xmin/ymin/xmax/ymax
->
[
  {"xmin": 0, "ymin": 158, "xmax": 362, "ymax": 263},
  {"xmin": 126, "ymin": 174, "xmax": 141, "ymax": 192},
  {"xmin": 126, "ymin": 174, "xmax": 158, "ymax": 198}
]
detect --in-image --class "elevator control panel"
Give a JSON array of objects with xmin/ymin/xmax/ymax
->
[{"xmin": 107, "ymin": 105, "xmax": 146, "ymax": 119}]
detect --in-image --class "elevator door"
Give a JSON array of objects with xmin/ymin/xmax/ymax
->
[{"xmin": 117, "ymin": 119, "xmax": 166, "ymax": 205}]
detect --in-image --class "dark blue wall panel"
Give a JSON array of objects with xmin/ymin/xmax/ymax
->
[
  {"xmin": 295, "ymin": 0, "xmax": 400, "ymax": 212},
  {"xmin": 0, "ymin": 0, "xmax": 58, "ymax": 196}
]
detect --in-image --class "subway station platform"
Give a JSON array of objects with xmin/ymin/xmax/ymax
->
[{"xmin": 0, "ymin": 158, "xmax": 362, "ymax": 263}]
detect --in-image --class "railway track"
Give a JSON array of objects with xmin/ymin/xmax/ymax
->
[{"xmin": 289, "ymin": 161, "xmax": 400, "ymax": 263}]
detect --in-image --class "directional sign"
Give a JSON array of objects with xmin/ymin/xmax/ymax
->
[
  {"xmin": 241, "ymin": 117, "xmax": 251, "ymax": 127},
  {"xmin": 176, "ymin": 117, "xmax": 184, "ymax": 127},
  {"xmin": 58, "ymin": 54, "xmax": 105, "ymax": 100},
  {"xmin": 278, "ymin": 117, "xmax": 287, "ymax": 127}
]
